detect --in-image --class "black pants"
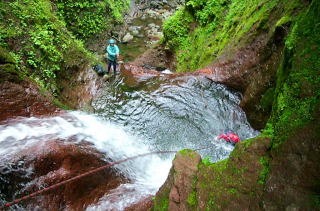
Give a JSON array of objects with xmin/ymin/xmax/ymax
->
[{"xmin": 107, "ymin": 60, "xmax": 117, "ymax": 74}]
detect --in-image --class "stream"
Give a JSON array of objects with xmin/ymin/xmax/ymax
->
[
  {"xmin": 0, "ymin": 73, "xmax": 258, "ymax": 210},
  {"xmin": 0, "ymin": 1, "xmax": 259, "ymax": 210}
]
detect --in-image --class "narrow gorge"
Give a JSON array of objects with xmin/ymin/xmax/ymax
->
[{"xmin": 0, "ymin": 0, "xmax": 319, "ymax": 210}]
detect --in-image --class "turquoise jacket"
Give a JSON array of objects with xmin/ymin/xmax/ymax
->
[{"xmin": 106, "ymin": 44, "xmax": 120, "ymax": 61}]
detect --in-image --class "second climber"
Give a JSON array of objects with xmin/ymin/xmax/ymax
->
[{"xmin": 105, "ymin": 39, "xmax": 120, "ymax": 75}]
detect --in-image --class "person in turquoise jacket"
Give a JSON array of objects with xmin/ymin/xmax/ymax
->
[{"xmin": 105, "ymin": 39, "xmax": 120, "ymax": 74}]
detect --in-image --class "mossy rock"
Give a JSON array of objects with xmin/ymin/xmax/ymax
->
[
  {"xmin": 0, "ymin": 64, "xmax": 24, "ymax": 84},
  {"xmin": 0, "ymin": 47, "xmax": 25, "ymax": 83},
  {"xmin": 0, "ymin": 47, "xmax": 15, "ymax": 64}
]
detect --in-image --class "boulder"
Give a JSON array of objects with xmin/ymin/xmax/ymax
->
[
  {"xmin": 123, "ymin": 33, "xmax": 134, "ymax": 43},
  {"xmin": 153, "ymin": 150, "xmax": 201, "ymax": 211}
]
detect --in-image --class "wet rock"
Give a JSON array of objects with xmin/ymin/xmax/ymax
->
[
  {"xmin": 141, "ymin": 15, "xmax": 147, "ymax": 21},
  {"xmin": 128, "ymin": 26, "xmax": 142, "ymax": 32},
  {"xmin": 131, "ymin": 43, "xmax": 176, "ymax": 71},
  {"xmin": 123, "ymin": 33, "xmax": 134, "ymax": 43},
  {"xmin": 162, "ymin": 10, "xmax": 173, "ymax": 20},
  {"xmin": 263, "ymin": 114, "xmax": 320, "ymax": 210},
  {"xmin": 0, "ymin": 47, "xmax": 62, "ymax": 122},
  {"xmin": 121, "ymin": 64, "xmax": 160, "ymax": 88},
  {"xmin": 136, "ymin": 34, "xmax": 145, "ymax": 38},
  {"xmin": 57, "ymin": 65, "xmax": 100, "ymax": 111},
  {"xmin": 125, "ymin": 196, "xmax": 153, "ymax": 211},
  {"xmin": 193, "ymin": 30, "xmax": 285, "ymax": 129},
  {"xmin": 0, "ymin": 80, "xmax": 62, "ymax": 123},
  {"xmin": 153, "ymin": 150, "xmax": 201, "ymax": 211},
  {"xmin": 2, "ymin": 139, "xmax": 128, "ymax": 210},
  {"xmin": 148, "ymin": 23, "xmax": 156, "ymax": 28},
  {"xmin": 132, "ymin": 30, "xmax": 140, "ymax": 36}
]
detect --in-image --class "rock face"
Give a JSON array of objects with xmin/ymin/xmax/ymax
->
[
  {"xmin": 0, "ymin": 80, "xmax": 62, "ymax": 123},
  {"xmin": 199, "ymin": 26, "xmax": 287, "ymax": 130},
  {"xmin": 1, "ymin": 139, "xmax": 127, "ymax": 210},
  {"xmin": 123, "ymin": 32, "xmax": 134, "ymax": 43},
  {"xmin": 262, "ymin": 108, "xmax": 320, "ymax": 210},
  {"xmin": 0, "ymin": 48, "xmax": 62, "ymax": 122},
  {"xmin": 153, "ymin": 150, "xmax": 201, "ymax": 211},
  {"xmin": 151, "ymin": 1, "xmax": 320, "ymax": 210},
  {"xmin": 56, "ymin": 65, "xmax": 101, "ymax": 111},
  {"xmin": 152, "ymin": 138, "xmax": 271, "ymax": 211},
  {"xmin": 131, "ymin": 43, "xmax": 176, "ymax": 71},
  {"xmin": 125, "ymin": 196, "xmax": 154, "ymax": 211}
]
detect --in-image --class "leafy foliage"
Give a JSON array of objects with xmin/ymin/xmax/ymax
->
[
  {"xmin": 55, "ymin": 0, "xmax": 130, "ymax": 40},
  {"xmin": 163, "ymin": 0, "xmax": 306, "ymax": 72},
  {"xmin": 0, "ymin": 0, "xmax": 129, "ymax": 94},
  {"xmin": 162, "ymin": 9, "xmax": 194, "ymax": 49}
]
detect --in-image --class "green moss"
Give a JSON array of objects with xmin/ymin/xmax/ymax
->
[
  {"xmin": 164, "ymin": 0, "xmax": 305, "ymax": 72},
  {"xmin": 311, "ymin": 195, "xmax": 320, "ymax": 208},
  {"xmin": 241, "ymin": 137, "xmax": 256, "ymax": 148},
  {"xmin": 187, "ymin": 190, "xmax": 197, "ymax": 207},
  {"xmin": 152, "ymin": 189, "xmax": 170, "ymax": 211},
  {"xmin": 206, "ymin": 199, "xmax": 216, "ymax": 211},
  {"xmin": 52, "ymin": 98, "xmax": 72, "ymax": 110},
  {"xmin": 202, "ymin": 156, "xmax": 212, "ymax": 166},
  {"xmin": 0, "ymin": 64, "xmax": 24, "ymax": 83},
  {"xmin": 258, "ymin": 156, "xmax": 270, "ymax": 184},
  {"xmin": 227, "ymin": 188, "xmax": 238, "ymax": 195},
  {"xmin": 179, "ymin": 149, "xmax": 195, "ymax": 157},
  {"xmin": 187, "ymin": 175, "xmax": 199, "ymax": 208},
  {"xmin": 0, "ymin": 47, "xmax": 15, "ymax": 64},
  {"xmin": 163, "ymin": 9, "xmax": 194, "ymax": 50},
  {"xmin": 0, "ymin": 47, "xmax": 25, "ymax": 83},
  {"xmin": 0, "ymin": 0, "xmax": 103, "ymax": 99},
  {"xmin": 269, "ymin": 0, "xmax": 320, "ymax": 149},
  {"xmin": 260, "ymin": 88, "xmax": 275, "ymax": 112}
]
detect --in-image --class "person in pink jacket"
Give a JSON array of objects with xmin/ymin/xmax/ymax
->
[{"xmin": 215, "ymin": 130, "xmax": 241, "ymax": 145}]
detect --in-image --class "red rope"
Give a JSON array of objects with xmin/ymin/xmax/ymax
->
[{"xmin": 0, "ymin": 150, "xmax": 177, "ymax": 210}]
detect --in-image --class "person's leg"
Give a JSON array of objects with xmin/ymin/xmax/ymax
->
[
  {"xmin": 107, "ymin": 60, "xmax": 112, "ymax": 74},
  {"xmin": 112, "ymin": 61, "xmax": 117, "ymax": 74}
]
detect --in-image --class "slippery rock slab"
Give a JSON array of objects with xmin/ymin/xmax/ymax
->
[
  {"xmin": 0, "ymin": 80, "xmax": 62, "ymax": 123},
  {"xmin": 153, "ymin": 150, "xmax": 201, "ymax": 211},
  {"xmin": 1, "ymin": 139, "xmax": 128, "ymax": 210}
]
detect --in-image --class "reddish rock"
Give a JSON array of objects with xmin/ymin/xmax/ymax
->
[
  {"xmin": 130, "ymin": 43, "xmax": 176, "ymax": 71},
  {"xmin": 121, "ymin": 64, "xmax": 161, "ymax": 88},
  {"xmin": 125, "ymin": 196, "xmax": 154, "ymax": 211},
  {"xmin": 6, "ymin": 139, "xmax": 128, "ymax": 211},
  {"xmin": 153, "ymin": 150, "xmax": 201, "ymax": 211},
  {"xmin": 0, "ymin": 80, "xmax": 62, "ymax": 123},
  {"xmin": 56, "ymin": 65, "xmax": 101, "ymax": 111}
]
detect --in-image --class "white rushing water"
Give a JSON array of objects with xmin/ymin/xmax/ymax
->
[
  {"xmin": 0, "ymin": 75, "xmax": 260, "ymax": 210},
  {"xmin": 0, "ymin": 112, "xmax": 177, "ymax": 210}
]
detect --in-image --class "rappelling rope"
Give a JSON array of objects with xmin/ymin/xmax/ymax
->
[{"xmin": 0, "ymin": 146, "xmax": 213, "ymax": 209}]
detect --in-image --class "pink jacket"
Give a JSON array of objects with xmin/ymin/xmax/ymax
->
[{"xmin": 217, "ymin": 133, "xmax": 241, "ymax": 144}]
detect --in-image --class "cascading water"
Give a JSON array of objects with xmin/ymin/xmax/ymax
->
[{"xmin": 0, "ymin": 74, "xmax": 259, "ymax": 210}]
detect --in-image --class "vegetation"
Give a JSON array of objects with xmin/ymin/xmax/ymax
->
[
  {"xmin": 55, "ymin": 0, "xmax": 130, "ymax": 40},
  {"xmin": 258, "ymin": 156, "xmax": 270, "ymax": 184},
  {"xmin": 268, "ymin": 0, "xmax": 320, "ymax": 149},
  {"xmin": 0, "ymin": 0, "xmax": 129, "ymax": 102},
  {"xmin": 163, "ymin": 0, "xmax": 306, "ymax": 72},
  {"xmin": 154, "ymin": 0, "xmax": 319, "ymax": 209},
  {"xmin": 152, "ymin": 189, "xmax": 170, "ymax": 211}
]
